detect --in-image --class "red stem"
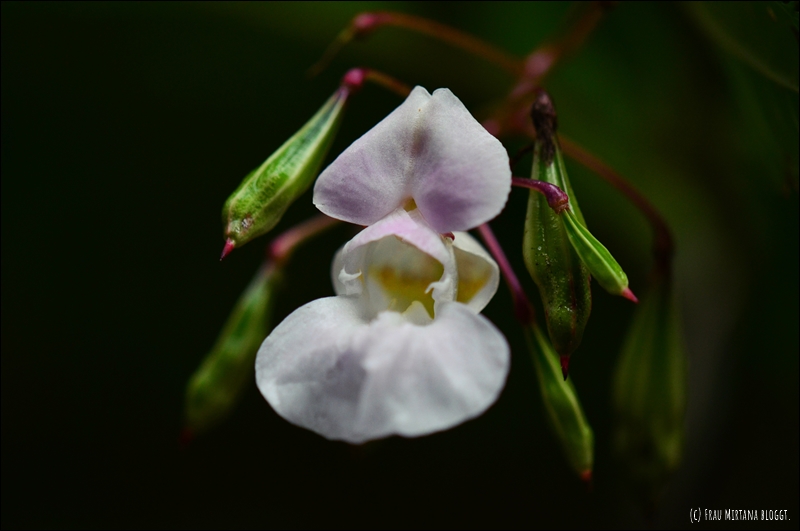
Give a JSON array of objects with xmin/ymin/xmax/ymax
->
[
  {"xmin": 476, "ymin": 223, "xmax": 535, "ymax": 325},
  {"xmin": 268, "ymin": 215, "xmax": 340, "ymax": 266},
  {"xmin": 342, "ymin": 68, "xmax": 412, "ymax": 98},
  {"xmin": 512, "ymin": 176, "xmax": 570, "ymax": 213},
  {"xmin": 352, "ymin": 12, "xmax": 523, "ymax": 77}
]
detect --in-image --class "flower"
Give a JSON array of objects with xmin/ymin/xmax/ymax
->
[
  {"xmin": 312, "ymin": 86, "xmax": 511, "ymax": 233},
  {"xmin": 255, "ymin": 87, "xmax": 512, "ymax": 443}
]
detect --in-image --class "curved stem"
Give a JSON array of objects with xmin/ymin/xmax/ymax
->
[
  {"xmin": 476, "ymin": 223, "xmax": 535, "ymax": 325},
  {"xmin": 341, "ymin": 68, "xmax": 412, "ymax": 98},
  {"xmin": 512, "ymin": 177, "xmax": 570, "ymax": 213},
  {"xmin": 363, "ymin": 69, "xmax": 412, "ymax": 97},
  {"xmin": 312, "ymin": 11, "xmax": 523, "ymax": 78},
  {"xmin": 268, "ymin": 215, "xmax": 340, "ymax": 266},
  {"xmin": 520, "ymin": 2, "xmax": 613, "ymax": 83}
]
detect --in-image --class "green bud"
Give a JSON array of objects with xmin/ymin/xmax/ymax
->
[
  {"xmin": 184, "ymin": 264, "xmax": 280, "ymax": 436},
  {"xmin": 562, "ymin": 209, "xmax": 638, "ymax": 302},
  {"xmin": 524, "ymin": 324, "xmax": 594, "ymax": 481},
  {"xmin": 612, "ymin": 276, "xmax": 686, "ymax": 503},
  {"xmin": 222, "ymin": 88, "xmax": 348, "ymax": 250},
  {"xmin": 523, "ymin": 140, "xmax": 592, "ymax": 363}
]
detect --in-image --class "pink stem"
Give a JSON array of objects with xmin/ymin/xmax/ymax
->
[
  {"xmin": 351, "ymin": 12, "xmax": 523, "ymax": 76},
  {"xmin": 268, "ymin": 215, "xmax": 340, "ymax": 265},
  {"xmin": 512, "ymin": 176, "xmax": 569, "ymax": 213},
  {"xmin": 341, "ymin": 68, "xmax": 412, "ymax": 98},
  {"xmin": 476, "ymin": 223, "xmax": 535, "ymax": 325}
]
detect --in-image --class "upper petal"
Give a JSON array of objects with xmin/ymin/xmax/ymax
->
[
  {"xmin": 409, "ymin": 89, "xmax": 511, "ymax": 232},
  {"xmin": 313, "ymin": 87, "xmax": 432, "ymax": 226},
  {"xmin": 313, "ymin": 87, "xmax": 511, "ymax": 232},
  {"xmin": 256, "ymin": 297, "xmax": 510, "ymax": 443}
]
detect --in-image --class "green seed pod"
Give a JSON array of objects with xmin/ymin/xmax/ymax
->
[
  {"xmin": 184, "ymin": 264, "xmax": 280, "ymax": 436},
  {"xmin": 612, "ymin": 275, "xmax": 686, "ymax": 504},
  {"xmin": 524, "ymin": 323, "xmax": 594, "ymax": 481},
  {"xmin": 562, "ymin": 209, "xmax": 637, "ymax": 302},
  {"xmin": 222, "ymin": 88, "xmax": 348, "ymax": 251},
  {"xmin": 523, "ymin": 139, "xmax": 592, "ymax": 365}
]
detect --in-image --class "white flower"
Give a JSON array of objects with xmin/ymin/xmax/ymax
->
[
  {"xmin": 312, "ymin": 86, "xmax": 511, "ymax": 233},
  {"xmin": 256, "ymin": 87, "xmax": 512, "ymax": 443}
]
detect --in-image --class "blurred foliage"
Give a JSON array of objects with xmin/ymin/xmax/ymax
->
[
  {"xmin": 613, "ymin": 275, "xmax": 687, "ymax": 506},
  {"xmin": 686, "ymin": 2, "xmax": 799, "ymax": 191},
  {"xmin": 2, "ymin": 2, "xmax": 797, "ymax": 528}
]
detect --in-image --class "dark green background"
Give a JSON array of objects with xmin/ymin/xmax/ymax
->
[{"xmin": 2, "ymin": 2, "xmax": 797, "ymax": 528}]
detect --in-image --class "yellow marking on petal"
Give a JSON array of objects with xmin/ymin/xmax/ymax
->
[
  {"xmin": 403, "ymin": 198, "xmax": 418, "ymax": 212},
  {"xmin": 456, "ymin": 277, "xmax": 486, "ymax": 304},
  {"xmin": 370, "ymin": 262, "xmax": 443, "ymax": 318},
  {"xmin": 454, "ymin": 247, "xmax": 493, "ymax": 305}
]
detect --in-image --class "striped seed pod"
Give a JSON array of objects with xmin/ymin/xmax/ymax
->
[
  {"xmin": 222, "ymin": 88, "xmax": 348, "ymax": 253},
  {"xmin": 525, "ymin": 323, "xmax": 594, "ymax": 482}
]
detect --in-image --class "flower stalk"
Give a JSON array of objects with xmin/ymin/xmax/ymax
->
[
  {"xmin": 476, "ymin": 222, "xmax": 535, "ymax": 326},
  {"xmin": 308, "ymin": 11, "xmax": 523, "ymax": 78},
  {"xmin": 511, "ymin": 176, "xmax": 569, "ymax": 213},
  {"xmin": 340, "ymin": 68, "xmax": 412, "ymax": 98}
]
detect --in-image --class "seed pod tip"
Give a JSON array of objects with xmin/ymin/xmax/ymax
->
[
  {"xmin": 220, "ymin": 238, "xmax": 236, "ymax": 261},
  {"xmin": 621, "ymin": 286, "xmax": 638, "ymax": 303},
  {"xmin": 560, "ymin": 355, "xmax": 570, "ymax": 381}
]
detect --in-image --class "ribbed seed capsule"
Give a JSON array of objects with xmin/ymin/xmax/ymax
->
[
  {"xmin": 612, "ymin": 275, "xmax": 686, "ymax": 504},
  {"xmin": 525, "ymin": 324, "xmax": 594, "ymax": 481},
  {"xmin": 523, "ymin": 139, "xmax": 592, "ymax": 366},
  {"xmin": 184, "ymin": 264, "xmax": 280, "ymax": 436},
  {"xmin": 222, "ymin": 88, "xmax": 348, "ymax": 252}
]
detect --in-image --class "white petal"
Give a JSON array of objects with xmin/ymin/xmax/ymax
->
[
  {"xmin": 409, "ymin": 89, "xmax": 511, "ymax": 232},
  {"xmin": 332, "ymin": 209, "xmax": 458, "ymax": 316},
  {"xmin": 313, "ymin": 87, "xmax": 432, "ymax": 226},
  {"xmin": 313, "ymin": 87, "xmax": 511, "ymax": 232},
  {"xmin": 256, "ymin": 298, "xmax": 510, "ymax": 443},
  {"xmin": 452, "ymin": 231, "xmax": 500, "ymax": 313}
]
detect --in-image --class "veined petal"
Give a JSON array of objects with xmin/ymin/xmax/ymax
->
[
  {"xmin": 256, "ymin": 297, "xmax": 509, "ymax": 443},
  {"xmin": 452, "ymin": 232, "xmax": 500, "ymax": 314},
  {"xmin": 313, "ymin": 87, "xmax": 511, "ymax": 232}
]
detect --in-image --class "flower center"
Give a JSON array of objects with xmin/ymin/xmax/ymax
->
[{"xmin": 365, "ymin": 235, "xmax": 444, "ymax": 320}]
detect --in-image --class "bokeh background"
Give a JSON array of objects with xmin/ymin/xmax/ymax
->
[{"xmin": 2, "ymin": 2, "xmax": 797, "ymax": 528}]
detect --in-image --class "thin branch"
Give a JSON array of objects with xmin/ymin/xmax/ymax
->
[
  {"xmin": 514, "ymin": 1, "xmax": 615, "ymax": 95},
  {"xmin": 310, "ymin": 11, "xmax": 523, "ymax": 79},
  {"xmin": 268, "ymin": 215, "xmax": 340, "ymax": 266},
  {"xmin": 512, "ymin": 177, "xmax": 570, "ymax": 213},
  {"xmin": 476, "ymin": 223, "xmax": 535, "ymax": 325}
]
